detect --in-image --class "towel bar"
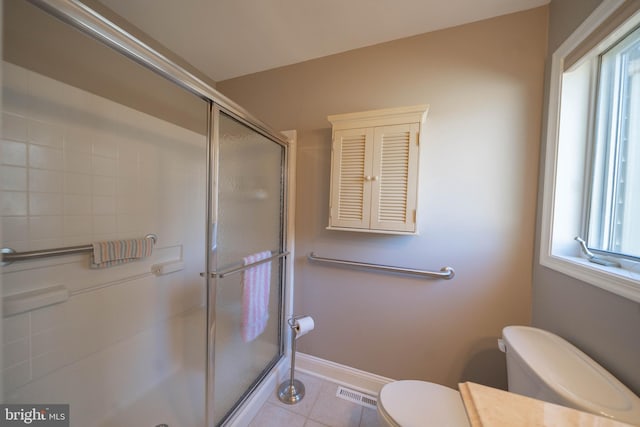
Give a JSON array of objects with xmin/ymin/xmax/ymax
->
[
  {"xmin": 307, "ymin": 252, "xmax": 455, "ymax": 280},
  {"xmin": 1, "ymin": 234, "xmax": 158, "ymax": 266},
  {"xmin": 200, "ymin": 251, "xmax": 290, "ymax": 279}
]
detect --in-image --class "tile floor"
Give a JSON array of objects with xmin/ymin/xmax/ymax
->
[{"xmin": 248, "ymin": 371, "xmax": 381, "ymax": 427}]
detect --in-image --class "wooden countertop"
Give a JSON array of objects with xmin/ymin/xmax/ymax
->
[{"xmin": 459, "ymin": 382, "xmax": 636, "ymax": 427}]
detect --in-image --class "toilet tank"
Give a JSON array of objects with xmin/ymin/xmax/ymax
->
[{"xmin": 502, "ymin": 326, "xmax": 640, "ymax": 425}]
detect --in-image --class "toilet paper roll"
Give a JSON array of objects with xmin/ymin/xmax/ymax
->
[{"xmin": 294, "ymin": 316, "xmax": 315, "ymax": 339}]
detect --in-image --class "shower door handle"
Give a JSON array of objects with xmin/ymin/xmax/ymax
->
[{"xmin": 199, "ymin": 251, "xmax": 289, "ymax": 279}]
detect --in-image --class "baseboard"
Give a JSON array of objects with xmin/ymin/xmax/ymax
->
[
  {"xmin": 295, "ymin": 352, "xmax": 393, "ymax": 395},
  {"xmin": 226, "ymin": 353, "xmax": 394, "ymax": 425}
]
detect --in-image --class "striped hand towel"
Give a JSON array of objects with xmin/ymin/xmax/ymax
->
[
  {"xmin": 242, "ymin": 251, "xmax": 272, "ymax": 342},
  {"xmin": 90, "ymin": 237, "xmax": 154, "ymax": 269}
]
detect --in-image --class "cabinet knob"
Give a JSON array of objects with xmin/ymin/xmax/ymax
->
[
  {"xmin": 364, "ymin": 175, "xmax": 372, "ymax": 181},
  {"xmin": 371, "ymin": 176, "xmax": 378, "ymax": 181}
]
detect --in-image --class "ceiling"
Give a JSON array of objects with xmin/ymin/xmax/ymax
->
[{"xmin": 97, "ymin": 0, "xmax": 549, "ymax": 82}]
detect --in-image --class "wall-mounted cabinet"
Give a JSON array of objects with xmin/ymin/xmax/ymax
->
[{"xmin": 327, "ymin": 105, "xmax": 428, "ymax": 234}]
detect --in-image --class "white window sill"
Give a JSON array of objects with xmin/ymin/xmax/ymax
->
[{"xmin": 540, "ymin": 253, "xmax": 640, "ymax": 303}]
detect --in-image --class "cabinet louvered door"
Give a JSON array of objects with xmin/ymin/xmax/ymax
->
[
  {"xmin": 329, "ymin": 128, "xmax": 374, "ymax": 229},
  {"xmin": 370, "ymin": 123, "xmax": 419, "ymax": 232}
]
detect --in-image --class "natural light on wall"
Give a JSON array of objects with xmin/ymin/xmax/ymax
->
[{"xmin": 541, "ymin": 0, "xmax": 640, "ymax": 303}]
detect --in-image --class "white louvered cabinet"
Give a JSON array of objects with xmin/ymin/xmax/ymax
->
[{"xmin": 327, "ymin": 105, "xmax": 428, "ymax": 234}]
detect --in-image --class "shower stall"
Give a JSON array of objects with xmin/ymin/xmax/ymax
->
[{"xmin": 1, "ymin": 1, "xmax": 291, "ymax": 426}]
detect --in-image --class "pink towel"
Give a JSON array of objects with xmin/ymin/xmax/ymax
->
[
  {"xmin": 90, "ymin": 237, "xmax": 154, "ymax": 269},
  {"xmin": 242, "ymin": 251, "xmax": 272, "ymax": 342}
]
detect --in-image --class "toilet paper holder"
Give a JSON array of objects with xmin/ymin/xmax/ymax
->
[{"xmin": 278, "ymin": 315, "xmax": 314, "ymax": 404}]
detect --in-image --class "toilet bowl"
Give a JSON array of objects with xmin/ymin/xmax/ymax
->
[
  {"xmin": 377, "ymin": 380, "xmax": 470, "ymax": 427},
  {"xmin": 502, "ymin": 325, "xmax": 640, "ymax": 425}
]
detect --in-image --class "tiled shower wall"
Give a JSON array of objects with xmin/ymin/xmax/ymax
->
[{"xmin": 1, "ymin": 62, "xmax": 207, "ymax": 425}]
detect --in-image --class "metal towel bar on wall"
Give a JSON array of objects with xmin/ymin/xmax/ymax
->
[
  {"xmin": 307, "ymin": 252, "xmax": 455, "ymax": 280},
  {"xmin": 1, "ymin": 234, "xmax": 158, "ymax": 266}
]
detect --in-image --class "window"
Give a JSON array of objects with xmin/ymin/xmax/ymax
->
[
  {"xmin": 541, "ymin": 1, "xmax": 640, "ymax": 303},
  {"xmin": 587, "ymin": 26, "xmax": 640, "ymax": 261}
]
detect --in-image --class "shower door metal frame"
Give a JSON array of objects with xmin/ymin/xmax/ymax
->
[
  {"xmin": 22, "ymin": 1, "xmax": 291, "ymax": 426},
  {"xmin": 209, "ymin": 107, "xmax": 289, "ymax": 426}
]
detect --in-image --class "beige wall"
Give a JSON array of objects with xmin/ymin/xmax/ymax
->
[
  {"xmin": 532, "ymin": 0, "xmax": 640, "ymax": 395},
  {"xmin": 219, "ymin": 7, "xmax": 548, "ymax": 389}
]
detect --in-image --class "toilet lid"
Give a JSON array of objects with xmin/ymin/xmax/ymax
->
[{"xmin": 379, "ymin": 380, "xmax": 470, "ymax": 427}]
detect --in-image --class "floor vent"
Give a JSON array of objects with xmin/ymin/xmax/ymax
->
[{"xmin": 335, "ymin": 386, "xmax": 377, "ymax": 409}]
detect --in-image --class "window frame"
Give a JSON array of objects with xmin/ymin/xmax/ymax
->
[
  {"xmin": 540, "ymin": 0, "xmax": 640, "ymax": 303},
  {"xmin": 587, "ymin": 26, "xmax": 640, "ymax": 261}
]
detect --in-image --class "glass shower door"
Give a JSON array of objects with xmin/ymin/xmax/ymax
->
[
  {"xmin": 211, "ymin": 111, "xmax": 286, "ymax": 425},
  {"xmin": 2, "ymin": 2, "xmax": 209, "ymax": 426}
]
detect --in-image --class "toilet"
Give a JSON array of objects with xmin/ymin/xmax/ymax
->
[
  {"xmin": 502, "ymin": 325, "xmax": 640, "ymax": 425},
  {"xmin": 377, "ymin": 380, "xmax": 470, "ymax": 427},
  {"xmin": 377, "ymin": 325, "xmax": 640, "ymax": 426}
]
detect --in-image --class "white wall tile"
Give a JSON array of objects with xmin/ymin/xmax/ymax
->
[
  {"xmin": 116, "ymin": 195, "xmax": 138, "ymax": 215},
  {"xmin": 0, "ymin": 191, "xmax": 27, "ymax": 215},
  {"xmin": 117, "ymin": 156, "xmax": 138, "ymax": 178},
  {"xmin": 1, "ymin": 216, "xmax": 28, "ymax": 242},
  {"xmin": 62, "ymin": 235, "xmax": 92, "ymax": 246},
  {"xmin": 2, "ymin": 337, "xmax": 29, "ymax": 369},
  {"xmin": 28, "ymin": 76, "xmax": 83, "ymax": 126},
  {"xmin": 64, "ymin": 172, "xmax": 92, "ymax": 195},
  {"xmin": 93, "ymin": 196, "xmax": 115, "ymax": 215},
  {"xmin": 117, "ymin": 140, "xmax": 139, "ymax": 160},
  {"xmin": 116, "ymin": 176, "xmax": 139, "ymax": 195},
  {"xmin": 116, "ymin": 214, "xmax": 141, "ymax": 234},
  {"xmin": 29, "ymin": 238, "xmax": 64, "ymax": 251},
  {"xmin": 92, "ymin": 175, "xmax": 115, "ymax": 196},
  {"xmin": 93, "ymin": 156, "xmax": 116, "ymax": 177},
  {"xmin": 93, "ymin": 233, "xmax": 118, "ymax": 242},
  {"xmin": 31, "ymin": 304, "xmax": 64, "ymax": 334},
  {"xmin": 0, "ymin": 140, "xmax": 27, "ymax": 166},
  {"xmin": 63, "ymin": 194, "xmax": 91, "ymax": 215},
  {"xmin": 93, "ymin": 215, "xmax": 117, "ymax": 235},
  {"xmin": 92, "ymin": 139, "xmax": 117, "ymax": 159},
  {"xmin": 1, "ymin": 113, "xmax": 28, "ymax": 142},
  {"xmin": 64, "ymin": 128, "xmax": 92, "ymax": 154},
  {"xmin": 0, "ymin": 165, "xmax": 27, "ymax": 191},
  {"xmin": 28, "ymin": 119, "xmax": 64, "ymax": 149},
  {"xmin": 30, "ymin": 350, "xmax": 65, "ymax": 381},
  {"xmin": 29, "ymin": 192, "xmax": 63, "ymax": 215},
  {"xmin": 29, "ymin": 169, "xmax": 63, "ymax": 193},
  {"xmin": 30, "ymin": 216, "xmax": 64, "ymax": 240},
  {"xmin": 31, "ymin": 328, "xmax": 62, "ymax": 359},
  {"xmin": 64, "ymin": 151, "xmax": 92, "ymax": 174},
  {"xmin": 29, "ymin": 144, "xmax": 64, "ymax": 171},
  {"xmin": 63, "ymin": 215, "xmax": 92, "ymax": 236},
  {"xmin": 2, "ymin": 313, "xmax": 30, "ymax": 343},
  {"xmin": 1, "ymin": 360, "xmax": 31, "ymax": 391}
]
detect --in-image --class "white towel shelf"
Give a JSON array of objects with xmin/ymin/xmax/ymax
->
[
  {"xmin": 3, "ymin": 285, "xmax": 69, "ymax": 316},
  {"xmin": 151, "ymin": 260, "xmax": 185, "ymax": 276}
]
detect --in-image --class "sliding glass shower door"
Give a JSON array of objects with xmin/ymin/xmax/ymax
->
[
  {"xmin": 2, "ymin": 1, "xmax": 209, "ymax": 426},
  {"xmin": 210, "ymin": 111, "xmax": 286, "ymax": 425},
  {"xmin": 3, "ymin": 2, "xmax": 290, "ymax": 426}
]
